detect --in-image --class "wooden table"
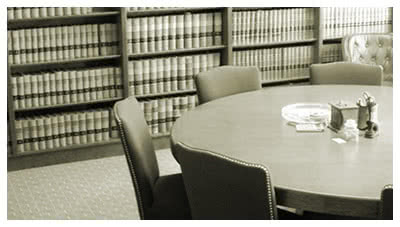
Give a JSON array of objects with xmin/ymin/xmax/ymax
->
[{"xmin": 170, "ymin": 85, "xmax": 393, "ymax": 219}]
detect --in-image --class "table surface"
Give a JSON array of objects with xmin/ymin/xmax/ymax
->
[{"xmin": 170, "ymin": 85, "xmax": 393, "ymax": 218}]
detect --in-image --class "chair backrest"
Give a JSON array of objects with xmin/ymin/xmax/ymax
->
[
  {"xmin": 380, "ymin": 184, "xmax": 393, "ymax": 220},
  {"xmin": 175, "ymin": 142, "xmax": 278, "ymax": 220},
  {"xmin": 342, "ymin": 33, "xmax": 393, "ymax": 82},
  {"xmin": 113, "ymin": 96, "xmax": 159, "ymax": 220},
  {"xmin": 310, "ymin": 62, "xmax": 383, "ymax": 85},
  {"xmin": 195, "ymin": 66, "xmax": 262, "ymax": 104}
]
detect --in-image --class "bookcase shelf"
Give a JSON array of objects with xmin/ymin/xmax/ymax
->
[
  {"xmin": 8, "ymin": 11, "xmax": 120, "ymax": 29},
  {"xmin": 127, "ymin": 7, "xmax": 224, "ymax": 17},
  {"xmin": 14, "ymin": 97, "xmax": 123, "ymax": 113},
  {"xmin": 10, "ymin": 55, "xmax": 121, "ymax": 73},
  {"xmin": 233, "ymin": 39, "xmax": 317, "ymax": 50},
  {"xmin": 6, "ymin": 7, "xmax": 393, "ymax": 168},
  {"xmin": 134, "ymin": 89, "xmax": 197, "ymax": 100},
  {"xmin": 128, "ymin": 45, "xmax": 226, "ymax": 59}
]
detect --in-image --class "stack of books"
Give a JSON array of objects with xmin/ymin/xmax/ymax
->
[
  {"xmin": 14, "ymin": 108, "xmax": 118, "ymax": 154},
  {"xmin": 7, "ymin": 7, "xmax": 95, "ymax": 20},
  {"xmin": 126, "ymin": 12, "xmax": 222, "ymax": 54},
  {"xmin": 321, "ymin": 44, "xmax": 343, "ymax": 63},
  {"xmin": 233, "ymin": 46, "xmax": 313, "ymax": 81},
  {"xmin": 322, "ymin": 7, "xmax": 393, "ymax": 39},
  {"xmin": 232, "ymin": 8, "xmax": 315, "ymax": 45},
  {"xmin": 8, "ymin": 23, "xmax": 119, "ymax": 65},
  {"xmin": 11, "ymin": 66, "xmax": 123, "ymax": 110},
  {"xmin": 139, "ymin": 95, "xmax": 197, "ymax": 135},
  {"xmin": 128, "ymin": 53, "xmax": 220, "ymax": 96}
]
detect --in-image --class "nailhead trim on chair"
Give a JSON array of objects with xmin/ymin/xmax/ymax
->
[
  {"xmin": 178, "ymin": 142, "xmax": 276, "ymax": 220},
  {"xmin": 114, "ymin": 108, "xmax": 145, "ymax": 220}
]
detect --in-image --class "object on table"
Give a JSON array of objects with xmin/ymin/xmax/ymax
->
[
  {"xmin": 362, "ymin": 92, "xmax": 379, "ymax": 138},
  {"xmin": 281, "ymin": 103, "xmax": 330, "ymax": 125},
  {"xmin": 340, "ymin": 119, "xmax": 359, "ymax": 142},
  {"xmin": 328, "ymin": 100, "xmax": 358, "ymax": 132}
]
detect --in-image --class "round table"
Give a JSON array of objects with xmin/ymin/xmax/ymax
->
[{"xmin": 170, "ymin": 85, "xmax": 393, "ymax": 219}]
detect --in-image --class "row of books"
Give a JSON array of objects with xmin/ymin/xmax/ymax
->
[
  {"xmin": 10, "ymin": 67, "xmax": 123, "ymax": 110},
  {"xmin": 233, "ymin": 46, "xmax": 313, "ymax": 81},
  {"xmin": 322, "ymin": 7, "xmax": 393, "ymax": 39},
  {"xmin": 232, "ymin": 8, "xmax": 315, "ymax": 46},
  {"xmin": 8, "ymin": 23, "xmax": 119, "ymax": 65},
  {"xmin": 321, "ymin": 44, "xmax": 343, "ymax": 63},
  {"xmin": 126, "ymin": 12, "xmax": 222, "ymax": 54},
  {"xmin": 7, "ymin": 7, "xmax": 95, "ymax": 20},
  {"xmin": 128, "ymin": 53, "xmax": 221, "ymax": 96},
  {"xmin": 14, "ymin": 108, "xmax": 118, "ymax": 154},
  {"xmin": 139, "ymin": 95, "xmax": 197, "ymax": 135},
  {"xmin": 128, "ymin": 7, "xmax": 180, "ymax": 11}
]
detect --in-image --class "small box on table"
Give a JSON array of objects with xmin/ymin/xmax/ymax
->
[{"xmin": 329, "ymin": 101, "xmax": 359, "ymax": 132}]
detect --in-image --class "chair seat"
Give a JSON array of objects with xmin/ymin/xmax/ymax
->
[{"xmin": 149, "ymin": 173, "xmax": 191, "ymax": 220}]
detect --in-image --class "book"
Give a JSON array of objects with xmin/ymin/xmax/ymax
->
[
  {"xmin": 163, "ymin": 58, "xmax": 171, "ymax": 93},
  {"xmin": 92, "ymin": 24, "xmax": 99, "ymax": 57},
  {"xmin": 55, "ymin": 7, "xmax": 63, "ymax": 17},
  {"xmin": 169, "ymin": 15, "xmax": 177, "ymax": 50},
  {"xmin": 188, "ymin": 95, "xmax": 196, "ymax": 110},
  {"xmin": 148, "ymin": 16, "xmax": 156, "ymax": 53},
  {"xmin": 102, "ymin": 67, "xmax": 110, "ymax": 99},
  {"xmin": 184, "ymin": 13, "xmax": 193, "ymax": 49},
  {"xmin": 64, "ymin": 114, "xmax": 73, "ymax": 145},
  {"xmin": 206, "ymin": 13, "xmax": 213, "ymax": 46},
  {"xmin": 128, "ymin": 62, "xmax": 134, "ymax": 95},
  {"xmin": 109, "ymin": 109, "xmax": 119, "ymax": 138},
  {"xmin": 95, "ymin": 68, "xmax": 103, "ymax": 100},
  {"xmin": 99, "ymin": 24, "xmax": 107, "ymax": 56},
  {"xmin": 43, "ymin": 116, "xmax": 53, "ymax": 149},
  {"xmin": 37, "ymin": 118, "xmax": 46, "ymax": 150},
  {"xmin": 56, "ymin": 71, "xmax": 64, "ymax": 104},
  {"xmin": 82, "ymin": 69, "xmax": 90, "ymax": 102},
  {"xmin": 158, "ymin": 99, "xmax": 166, "ymax": 133},
  {"xmin": 22, "ymin": 118, "xmax": 31, "ymax": 151},
  {"xmin": 132, "ymin": 61, "xmax": 143, "ymax": 95},
  {"xmin": 166, "ymin": 99, "xmax": 173, "ymax": 131},
  {"xmin": 69, "ymin": 71, "xmax": 77, "ymax": 103},
  {"xmin": 115, "ymin": 68, "xmax": 123, "ymax": 98},
  {"xmin": 151, "ymin": 100, "xmax": 159, "ymax": 135},
  {"xmin": 193, "ymin": 55, "xmax": 200, "ymax": 78},
  {"xmin": 177, "ymin": 56, "xmax": 186, "ymax": 90},
  {"xmin": 19, "ymin": 29, "xmax": 26, "ymax": 64},
  {"xmin": 11, "ymin": 76, "xmax": 18, "ymax": 109},
  {"xmin": 199, "ymin": 13, "xmax": 207, "ymax": 47},
  {"xmin": 7, "ymin": 31, "xmax": 13, "ymax": 65},
  {"xmin": 47, "ymin": 7, "xmax": 55, "ymax": 17},
  {"xmin": 60, "ymin": 26, "xmax": 69, "ymax": 60},
  {"xmin": 88, "ymin": 69, "xmax": 96, "ymax": 101},
  {"xmin": 170, "ymin": 57, "xmax": 178, "ymax": 91},
  {"xmin": 192, "ymin": 14, "xmax": 200, "ymax": 48},
  {"xmin": 80, "ymin": 24, "xmax": 88, "ymax": 58},
  {"xmin": 79, "ymin": 112, "xmax": 87, "ymax": 144},
  {"xmin": 24, "ymin": 74, "xmax": 32, "ymax": 108},
  {"xmin": 51, "ymin": 115, "xmax": 60, "ymax": 148},
  {"xmin": 15, "ymin": 119, "xmax": 24, "ymax": 153},
  {"xmin": 12, "ymin": 30, "xmax": 20, "ymax": 64},
  {"xmin": 48, "ymin": 27, "xmax": 57, "ymax": 61},
  {"xmin": 150, "ymin": 59, "xmax": 158, "ymax": 94},
  {"xmin": 31, "ymin": 74, "xmax": 39, "ymax": 107},
  {"xmin": 157, "ymin": 58, "xmax": 165, "ymax": 94},
  {"xmin": 71, "ymin": 113, "xmax": 80, "ymax": 145},
  {"xmin": 162, "ymin": 16, "xmax": 169, "ymax": 51},
  {"xmin": 133, "ymin": 18, "xmax": 141, "ymax": 53},
  {"xmin": 94, "ymin": 111, "xmax": 102, "ymax": 142},
  {"xmin": 43, "ymin": 27, "xmax": 51, "ymax": 61},
  {"xmin": 127, "ymin": 19, "xmax": 133, "ymax": 54},
  {"xmin": 64, "ymin": 7, "xmax": 72, "ymax": 16},
  {"xmin": 101, "ymin": 110, "xmax": 109, "ymax": 141},
  {"xmin": 180, "ymin": 96, "xmax": 188, "ymax": 114},
  {"xmin": 8, "ymin": 7, "xmax": 14, "ymax": 20},
  {"xmin": 86, "ymin": 24, "xmax": 94, "ymax": 57},
  {"xmin": 75, "ymin": 70, "xmax": 84, "ymax": 103},
  {"xmin": 111, "ymin": 24, "xmax": 119, "ymax": 54},
  {"xmin": 140, "ymin": 18, "xmax": 148, "ymax": 53},
  {"xmin": 58, "ymin": 115, "xmax": 66, "ymax": 147},
  {"xmin": 176, "ymin": 15, "xmax": 184, "ymax": 49},
  {"xmin": 86, "ymin": 111, "xmax": 95, "ymax": 143},
  {"xmin": 172, "ymin": 97, "xmax": 181, "ymax": 121}
]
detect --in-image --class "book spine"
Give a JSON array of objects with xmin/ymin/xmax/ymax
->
[
  {"xmin": 43, "ymin": 27, "xmax": 51, "ymax": 62},
  {"xmin": 180, "ymin": 96, "xmax": 188, "ymax": 114},
  {"xmin": 108, "ymin": 68, "xmax": 116, "ymax": 98},
  {"xmin": 158, "ymin": 99, "xmax": 166, "ymax": 133},
  {"xmin": 19, "ymin": 29, "xmax": 27, "ymax": 64},
  {"xmin": 48, "ymin": 7, "xmax": 55, "ymax": 17},
  {"xmin": 72, "ymin": 113, "xmax": 80, "ymax": 145},
  {"xmin": 91, "ymin": 24, "xmax": 99, "ymax": 57},
  {"xmin": 177, "ymin": 56, "xmax": 186, "ymax": 90},
  {"xmin": 88, "ymin": 69, "xmax": 96, "ymax": 101},
  {"xmin": 192, "ymin": 14, "xmax": 200, "ymax": 48},
  {"xmin": 184, "ymin": 12, "xmax": 193, "ymax": 49},
  {"xmin": 80, "ymin": 24, "xmax": 88, "ymax": 58},
  {"xmin": 172, "ymin": 97, "xmax": 180, "ymax": 121},
  {"xmin": 48, "ymin": 27, "xmax": 56, "ymax": 61},
  {"xmin": 109, "ymin": 108, "xmax": 119, "ymax": 138},
  {"xmin": 170, "ymin": 57, "xmax": 178, "ymax": 91},
  {"xmin": 165, "ymin": 99, "xmax": 173, "ymax": 131},
  {"xmin": 55, "ymin": 7, "xmax": 63, "ymax": 17},
  {"xmin": 157, "ymin": 58, "xmax": 164, "ymax": 94},
  {"xmin": 12, "ymin": 30, "xmax": 20, "ymax": 64},
  {"xmin": 15, "ymin": 119, "xmax": 24, "ymax": 153},
  {"xmin": 82, "ymin": 69, "xmax": 90, "ymax": 102},
  {"xmin": 79, "ymin": 112, "xmax": 87, "ymax": 144},
  {"xmin": 101, "ymin": 110, "xmax": 109, "ymax": 141},
  {"xmin": 31, "ymin": 74, "xmax": 39, "ymax": 107},
  {"xmin": 74, "ymin": 71, "xmax": 83, "ymax": 102},
  {"xmin": 69, "ymin": 71, "xmax": 77, "ymax": 103},
  {"xmin": 214, "ymin": 12, "xmax": 222, "ymax": 45},
  {"xmin": 86, "ymin": 111, "xmax": 95, "ymax": 143},
  {"xmin": 134, "ymin": 60, "xmax": 144, "ymax": 95},
  {"xmin": 162, "ymin": 16, "xmax": 169, "ymax": 51},
  {"xmin": 148, "ymin": 17, "xmax": 156, "ymax": 53},
  {"xmin": 51, "ymin": 115, "xmax": 60, "ymax": 148},
  {"xmin": 8, "ymin": 30, "xmax": 13, "ymax": 65},
  {"xmin": 169, "ymin": 15, "xmax": 177, "ymax": 50},
  {"xmin": 151, "ymin": 100, "xmax": 159, "ymax": 135},
  {"xmin": 115, "ymin": 68, "xmax": 122, "ymax": 98},
  {"xmin": 128, "ymin": 61, "xmax": 134, "ymax": 95},
  {"xmin": 199, "ymin": 13, "xmax": 207, "ymax": 47},
  {"xmin": 58, "ymin": 115, "xmax": 66, "ymax": 147},
  {"xmin": 102, "ymin": 67, "xmax": 110, "ymax": 99},
  {"xmin": 94, "ymin": 111, "xmax": 102, "ymax": 142},
  {"xmin": 55, "ymin": 71, "xmax": 63, "ymax": 104},
  {"xmin": 140, "ymin": 18, "xmax": 148, "ymax": 53},
  {"xmin": 43, "ymin": 116, "xmax": 53, "ymax": 149},
  {"xmin": 163, "ymin": 58, "xmax": 171, "ymax": 93},
  {"xmin": 37, "ymin": 118, "xmax": 46, "ymax": 150},
  {"xmin": 150, "ymin": 59, "xmax": 158, "ymax": 94},
  {"xmin": 64, "ymin": 114, "xmax": 73, "ymax": 145},
  {"xmin": 133, "ymin": 18, "xmax": 141, "ymax": 54},
  {"xmin": 99, "ymin": 24, "xmax": 107, "ymax": 56},
  {"xmin": 206, "ymin": 13, "xmax": 213, "ymax": 46},
  {"xmin": 155, "ymin": 16, "xmax": 163, "ymax": 52},
  {"xmin": 176, "ymin": 15, "xmax": 184, "ymax": 49},
  {"xmin": 11, "ymin": 76, "xmax": 19, "ymax": 110},
  {"xmin": 22, "ymin": 118, "xmax": 31, "ymax": 152},
  {"xmin": 127, "ymin": 19, "xmax": 133, "ymax": 54},
  {"xmin": 95, "ymin": 68, "xmax": 103, "ymax": 100},
  {"xmin": 28, "ymin": 119, "xmax": 38, "ymax": 151},
  {"xmin": 24, "ymin": 74, "xmax": 32, "ymax": 108}
]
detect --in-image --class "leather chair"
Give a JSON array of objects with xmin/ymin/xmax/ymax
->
[
  {"xmin": 174, "ymin": 142, "xmax": 278, "ymax": 220},
  {"xmin": 342, "ymin": 33, "xmax": 393, "ymax": 86},
  {"xmin": 380, "ymin": 184, "xmax": 393, "ymax": 220},
  {"xmin": 310, "ymin": 62, "xmax": 383, "ymax": 85},
  {"xmin": 113, "ymin": 96, "xmax": 191, "ymax": 220},
  {"xmin": 195, "ymin": 66, "xmax": 262, "ymax": 104}
]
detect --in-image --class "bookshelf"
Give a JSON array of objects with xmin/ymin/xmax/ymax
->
[{"xmin": 7, "ymin": 7, "xmax": 393, "ymax": 170}]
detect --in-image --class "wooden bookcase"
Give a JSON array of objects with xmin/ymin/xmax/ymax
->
[{"xmin": 7, "ymin": 7, "xmax": 393, "ymax": 170}]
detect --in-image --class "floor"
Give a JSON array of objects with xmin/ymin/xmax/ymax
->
[{"xmin": 7, "ymin": 149, "xmax": 181, "ymax": 220}]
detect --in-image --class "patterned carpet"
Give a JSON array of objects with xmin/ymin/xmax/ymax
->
[{"xmin": 7, "ymin": 149, "xmax": 181, "ymax": 220}]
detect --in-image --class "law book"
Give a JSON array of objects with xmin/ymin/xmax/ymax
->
[
  {"xmin": 169, "ymin": 15, "xmax": 177, "ymax": 50},
  {"xmin": 232, "ymin": 12, "xmax": 237, "ymax": 45},
  {"xmin": 78, "ymin": 112, "xmax": 87, "ymax": 144},
  {"xmin": 143, "ymin": 101, "xmax": 153, "ymax": 133},
  {"xmin": 200, "ymin": 54, "xmax": 207, "ymax": 73},
  {"xmin": 58, "ymin": 115, "xmax": 66, "ymax": 147},
  {"xmin": 87, "ymin": 69, "xmax": 96, "ymax": 101},
  {"xmin": 139, "ymin": 18, "xmax": 149, "ymax": 53},
  {"xmin": 254, "ymin": 10, "xmax": 261, "ymax": 44},
  {"xmin": 170, "ymin": 57, "xmax": 178, "ymax": 91},
  {"xmin": 147, "ymin": 16, "xmax": 156, "ymax": 53},
  {"xmin": 76, "ymin": 70, "xmax": 84, "ymax": 102},
  {"xmin": 131, "ymin": 61, "xmax": 142, "ymax": 96},
  {"xmin": 150, "ymin": 59, "xmax": 158, "ymax": 94},
  {"xmin": 49, "ymin": 27, "xmax": 57, "ymax": 61},
  {"xmin": 115, "ymin": 68, "xmax": 123, "ymax": 97},
  {"xmin": 64, "ymin": 7, "xmax": 72, "ymax": 16},
  {"xmin": 82, "ymin": 69, "xmax": 90, "ymax": 101},
  {"xmin": 7, "ymin": 31, "xmax": 13, "ymax": 65},
  {"xmin": 132, "ymin": 18, "xmax": 141, "ymax": 53},
  {"xmin": 67, "ymin": 25, "xmax": 78, "ymax": 59},
  {"xmin": 18, "ymin": 29, "xmax": 27, "ymax": 64},
  {"xmin": 91, "ymin": 24, "xmax": 99, "ymax": 57},
  {"xmin": 205, "ymin": 13, "xmax": 214, "ymax": 46},
  {"xmin": 156, "ymin": 58, "xmax": 165, "ymax": 94},
  {"xmin": 86, "ymin": 111, "xmax": 95, "ymax": 143},
  {"xmin": 79, "ymin": 25, "xmax": 87, "ymax": 58},
  {"xmin": 212, "ymin": 12, "xmax": 223, "ymax": 46},
  {"xmin": 112, "ymin": 24, "xmax": 119, "ymax": 55},
  {"xmin": 69, "ymin": 71, "xmax": 77, "ymax": 103},
  {"xmin": 158, "ymin": 99, "xmax": 167, "ymax": 133},
  {"xmin": 51, "ymin": 115, "xmax": 60, "ymax": 148},
  {"xmin": 108, "ymin": 67, "xmax": 116, "ymax": 97},
  {"xmin": 165, "ymin": 99, "xmax": 173, "ymax": 131},
  {"xmin": 64, "ymin": 114, "xmax": 73, "ymax": 146},
  {"xmin": 15, "ymin": 119, "xmax": 24, "ymax": 153},
  {"xmin": 55, "ymin": 71, "xmax": 63, "ymax": 104},
  {"xmin": 193, "ymin": 55, "xmax": 200, "ymax": 80},
  {"xmin": 151, "ymin": 100, "xmax": 159, "ymax": 135},
  {"xmin": 47, "ymin": 7, "xmax": 55, "ymax": 17},
  {"xmin": 127, "ymin": 62, "xmax": 134, "ymax": 94},
  {"xmin": 31, "ymin": 74, "xmax": 39, "ymax": 107},
  {"xmin": 62, "ymin": 71, "xmax": 70, "ymax": 104},
  {"xmin": 94, "ymin": 111, "xmax": 103, "ymax": 142},
  {"xmin": 243, "ymin": 11, "xmax": 249, "ymax": 44},
  {"xmin": 23, "ymin": 74, "xmax": 32, "ymax": 108},
  {"xmin": 207, "ymin": 53, "xmax": 213, "ymax": 71},
  {"xmin": 177, "ymin": 56, "xmax": 186, "ymax": 90},
  {"xmin": 163, "ymin": 58, "xmax": 171, "ymax": 92},
  {"xmin": 238, "ymin": 11, "xmax": 245, "ymax": 44},
  {"xmin": 101, "ymin": 110, "xmax": 109, "ymax": 141},
  {"xmin": 30, "ymin": 7, "xmax": 39, "ymax": 18},
  {"xmin": 95, "ymin": 68, "xmax": 103, "ymax": 100},
  {"xmin": 13, "ymin": 7, "xmax": 22, "ymax": 19},
  {"xmin": 188, "ymin": 95, "xmax": 196, "ymax": 110},
  {"xmin": 109, "ymin": 108, "xmax": 119, "ymax": 138},
  {"xmin": 72, "ymin": 7, "xmax": 81, "ymax": 15},
  {"xmin": 11, "ymin": 76, "xmax": 18, "ymax": 109},
  {"xmin": 11, "ymin": 30, "xmax": 20, "ymax": 64},
  {"xmin": 172, "ymin": 97, "xmax": 181, "ymax": 121},
  {"xmin": 71, "ymin": 113, "xmax": 80, "ymax": 145},
  {"xmin": 162, "ymin": 16, "xmax": 169, "ymax": 51},
  {"xmin": 183, "ymin": 12, "xmax": 193, "ymax": 49},
  {"xmin": 213, "ymin": 53, "xmax": 220, "ymax": 68},
  {"xmin": 42, "ymin": 116, "xmax": 53, "ymax": 149},
  {"xmin": 102, "ymin": 67, "xmax": 110, "ymax": 99},
  {"xmin": 21, "ymin": 118, "xmax": 31, "ymax": 151},
  {"xmin": 176, "ymin": 15, "xmax": 184, "ymax": 49},
  {"xmin": 7, "ymin": 7, "xmax": 14, "ymax": 20},
  {"xmin": 99, "ymin": 24, "xmax": 107, "ymax": 56},
  {"xmin": 249, "ymin": 11, "xmax": 256, "ymax": 44},
  {"xmin": 86, "ymin": 24, "xmax": 94, "ymax": 57},
  {"xmin": 58, "ymin": 26, "xmax": 68, "ymax": 60},
  {"xmin": 126, "ymin": 19, "xmax": 133, "ymax": 54},
  {"xmin": 180, "ymin": 96, "xmax": 188, "ymax": 114},
  {"xmin": 55, "ymin": 7, "xmax": 63, "ymax": 17},
  {"xmin": 30, "ymin": 28, "xmax": 38, "ymax": 62},
  {"xmin": 37, "ymin": 118, "xmax": 46, "ymax": 150},
  {"xmin": 43, "ymin": 27, "xmax": 51, "ymax": 61}
]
